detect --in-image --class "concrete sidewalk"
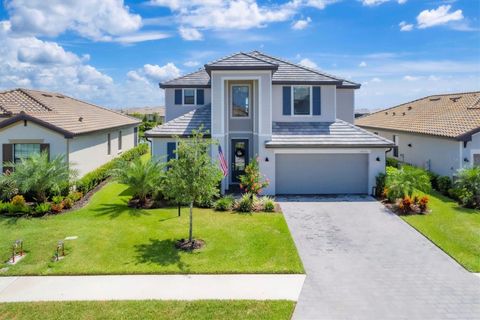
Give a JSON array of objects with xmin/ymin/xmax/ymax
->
[{"xmin": 0, "ymin": 274, "xmax": 305, "ymax": 302}]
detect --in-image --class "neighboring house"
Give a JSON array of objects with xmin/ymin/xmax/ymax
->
[
  {"xmin": 354, "ymin": 108, "xmax": 372, "ymax": 118},
  {"xmin": 146, "ymin": 51, "xmax": 393, "ymax": 195},
  {"xmin": 122, "ymin": 106, "xmax": 165, "ymax": 123},
  {"xmin": 0, "ymin": 88, "xmax": 141, "ymax": 177},
  {"xmin": 356, "ymin": 91, "xmax": 480, "ymax": 177}
]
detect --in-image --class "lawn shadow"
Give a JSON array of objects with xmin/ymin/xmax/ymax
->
[
  {"xmin": 0, "ymin": 215, "xmax": 21, "ymax": 226},
  {"xmin": 93, "ymin": 202, "xmax": 151, "ymax": 219},
  {"xmin": 134, "ymin": 238, "xmax": 190, "ymax": 272}
]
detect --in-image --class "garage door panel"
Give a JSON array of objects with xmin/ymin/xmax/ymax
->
[{"xmin": 275, "ymin": 153, "xmax": 368, "ymax": 194}]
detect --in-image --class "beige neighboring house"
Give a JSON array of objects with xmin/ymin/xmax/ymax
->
[
  {"xmin": 122, "ymin": 106, "xmax": 165, "ymax": 123},
  {"xmin": 0, "ymin": 88, "xmax": 141, "ymax": 177},
  {"xmin": 356, "ymin": 91, "xmax": 480, "ymax": 177}
]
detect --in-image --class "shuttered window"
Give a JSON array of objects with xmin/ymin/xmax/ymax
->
[
  {"xmin": 118, "ymin": 131, "xmax": 123, "ymax": 150},
  {"xmin": 107, "ymin": 133, "xmax": 111, "ymax": 155},
  {"xmin": 167, "ymin": 142, "xmax": 176, "ymax": 162},
  {"xmin": 282, "ymin": 86, "xmax": 291, "ymax": 115},
  {"xmin": 2, "ymin": 144, "xmax": 13, "ymax": 173},
  {"xmin": 197, "ymin": 89, "xmax": 204, "ymax": 105},
  {"xmin": 134, "ymin": 127, "xmax": 138, "ymax": 147},
  {"xmin": 312, "ymin": 86, "xmax": 321, "ymax": 115},
  {"xmin": 174, "ymin": 89, "xmax": 182, "ymax": 105}
]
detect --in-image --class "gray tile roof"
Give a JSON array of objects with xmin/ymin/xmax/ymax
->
[
  {"xmin": 205, "ymin": 52, "xmax": 279, "ymax": 72},
  {"xmin": 160, "ymin": 51, "xmax": 360, "ymax": 89},
  {"xmin": 265, "ymin": 121, "xmax": 394, "ymax": 148},
  {"xmin": 145, "ymin": 105, "xmax": 211, "ymax": 137}
]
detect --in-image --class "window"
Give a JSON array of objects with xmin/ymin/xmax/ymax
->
[
  {"xmin": 293, "ymin": 86, "xmax": 311, "ymax": 115},
  {"xmin": 107, "ymin": 133, "xmax": 111, "ymax": 155},
  {"xmin": 393, "ymin": 135, "xmax": 399, "ymax": 157},
  {"xmin": 118, "ymin": 131, "xmax": 122, "ymax": 150},
  {"xmin": 183, "ymin": 89, "xmax": 195, "ymax": 105},
  {"xmin": 13, "ymin": 144, "xmax": 40, "ymax": 163},
  {"xmin": 231, "ymin": 85, "xmax": 250, "ymax": 117}
]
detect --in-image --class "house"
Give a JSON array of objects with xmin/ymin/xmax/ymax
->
[
  {"xmin": 146, "ymin": 51, "xmax": 393, "ymax": 195},
  {"xmin": 122, "ymin": 106, "xmax": 165, "ymax": 123},
  {"xmin": 356, "ymin": 91, "xmax": 480, "ymax": 177},
  {"xmin": 0, "ymin": 88, "xmax": 141, "ymax": 177}
]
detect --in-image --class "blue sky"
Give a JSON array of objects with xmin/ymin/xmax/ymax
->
[{"xmin": 0, "ymin": 0, "xmax": 478, "ymax": 109}]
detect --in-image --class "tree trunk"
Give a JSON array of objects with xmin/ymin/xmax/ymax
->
[
  {"xmin": 178, "ymin": 204, "xmax": 181, "ymax": 217},
  {"xmin": 189, "ymin": 201, "xmax": 193, "ymax": 243}
]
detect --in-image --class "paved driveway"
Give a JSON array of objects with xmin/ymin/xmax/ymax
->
[{"xmin": 280, "ymin": 196, "xmax": 480, "ymax": 320}]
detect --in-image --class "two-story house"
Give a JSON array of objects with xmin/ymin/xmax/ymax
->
[{"xmin": 146, "ymin": 51, "xmax": 393, "ymax": 195}]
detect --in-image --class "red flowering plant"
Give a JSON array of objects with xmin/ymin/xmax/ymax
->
[{"xmin": 239, "ymin": 156, "xmax": 270, "ymax": 196}]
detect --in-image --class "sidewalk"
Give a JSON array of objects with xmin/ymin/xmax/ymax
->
[{"xmin": 0, "ymin": 274, "xmax": 305, "ymax": 302}]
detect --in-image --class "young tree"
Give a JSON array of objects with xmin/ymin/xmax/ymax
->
[
  {"xmin": 110, "ymin": 157, "xmax": 164, "ymax": 206},
  {"xmin": 3, "ymin": 152, "xmax": 76, "ymax": 203},
  {"xmin": 164, "ymin": 128, "xmax": 223, "ymax": 244},
  {"xmin": 239, "ymin": 156, "xmax": 269, "ymax": 196}
]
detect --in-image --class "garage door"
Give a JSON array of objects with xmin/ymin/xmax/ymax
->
[{"xmin": 275, "ymin": 153, "xmax": 368, "ymax": 194}]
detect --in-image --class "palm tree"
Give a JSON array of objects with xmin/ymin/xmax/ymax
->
[
  {"xmin": 386, "ymin": 165, "xmax": 431, "ymax": 200},
  {"xmin": 110, "ymin": 157, "xmax": 164, "ymax": 205},
  {"xmin": 4, "ymin": 152, "xmax": 76, "ymax": 203}
]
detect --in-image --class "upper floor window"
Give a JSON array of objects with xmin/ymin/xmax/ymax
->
[
  {"xmin": 293, "ymin": 86, "xmax": 311, "ymax": 115},
  {"xmin": 183, "ymin": 89, "xmax": 196, "ymax": 105},
  {"xmin": 232, "ymin": 85, "xmax": 250, "ymax": 117}
]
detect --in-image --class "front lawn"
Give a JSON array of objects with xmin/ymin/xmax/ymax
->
[
  {"xmin": 0, "ymin": 300, "xmax": 295, "ymax": 320},
  {"xmin": 0, "ymin": 183, "xmax": 303, "ymax": 275},
  {"xmin": 402, "ymin": 191, "xmax": 480, "ymax": 272}
]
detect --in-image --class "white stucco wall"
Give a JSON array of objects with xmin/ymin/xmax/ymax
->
[
  {"xmin": 164, "ymin": 88, "xmax": 211, "ymax": 121},
  {"xmin": 69, "ymin": 126, "xmax": 136, "ymax": 177},
  {"xmin": 272, "ymin": 85, "xmax": 336, "ymax": 122},
  {"xmin": 150, "ymin": 137, "xmax": 176, "ymax": 163},
  {"xmin": 336, "ymin": 89, "xmax": 354, "ymax": 123},
  {"xmin": 463, "ymin": 131, "xmax": 480, "ymax": 167},
  {"xmin": 0, "ymin": 120, "xmax": 67, "ymax": 171},
  {"xmin": 369, "ymin": 128, "xmax": 461, "ymax": 177}
]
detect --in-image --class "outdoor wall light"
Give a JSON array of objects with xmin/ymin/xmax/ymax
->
[
  {"xmin": 265, "ymin": 157, "xmax": 269, "ymax": 162},
  {"xmin": 376, "ymin": 157, "xmax": 380, "ymax": 161},
  {"xmin": 464, "ymin": 158, "xmax": 470, "ymax": 163},
  {"xmin": 408, "ymin": 143, "xmax": 412, "ymax": 147}
]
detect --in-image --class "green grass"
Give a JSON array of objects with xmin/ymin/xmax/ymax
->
[
  {"xmin": 402, "ymin": 191, "xmax": 480, "ymax": 272},
  {"xmin": 0, "ymin": 300, "xmax": 295, "ymax": 320},
  {"xmin": 0, "ymin": 182, "xmax": 303, "ymax": 275}
]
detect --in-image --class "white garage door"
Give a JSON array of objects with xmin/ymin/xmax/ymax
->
[{"xmin": 275, "ymin": 153, "xmax": 369, "ymax": 194}]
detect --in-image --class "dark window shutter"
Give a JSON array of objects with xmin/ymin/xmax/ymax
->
[
  {"xmin": 197, "ymin": 89, "xmax": 204, "ymax": 105},
  {"xmin": 40, "ymin": 144, "xmax": 50, "ymax": 160},
  {"xmin": 2, "ymin": 144, "xmax": 13, "ymax": 173},
  {"xmin": 167, "ymin": 142, "xmax": 176, "ymax": 162},
  {"xmin": 283, "ymin": 86, "xmax": 291, "ymax": 115},
  {"xmin": 134, "ymin": 127, "xmax": 138, "ymax": 147},
  {"xmin": 174, "ymin": 89, "xmax": 182, "ymax": 105},
  {"xmin": 313, "ymin": 87, "xmax": 321, "ymax": 115}
]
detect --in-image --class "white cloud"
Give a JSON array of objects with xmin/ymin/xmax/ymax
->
[
  {"xmin": 292, "ymin": 17, "xmax": 311, "ymax": 30},
  {"xmin": 403, "ymin": 75, "xmax": 421, "ymax": 81},
  {"xmin": 113, "ymin": 32, "xmax": 171, "ymax": 44},
  {"xmin": 184, "ymin": 60, "xmax": 200, "ymax": 67},
  {"xmin": 128, "ymin": 63, "xmax": 181, "ymax": 84},
  {"xmin": 428, "ymin": 75, "xmax": 440, "ymax": 81},
  {"xmin": 5, "ymin": 0, "xmax": 142, "ymax": 41},
  {"xmin": 304, "ymin": 0, "xmax": 339, "ymax": 9},
  {"xmin": 362, "ymin": 0, "xmax": 389, "ymax": 6},
  {"xmin": 359, "ymin": 61, "xmax": 367, "ymax": 67},
  {"xmin": 371, "ymin": 77, "xmax": 382, "ymax": 82},
  {"xmin": 417, "ymin": 5, "xmax": 463, "ymax": 29},
  {"xmin": 179, "ymin": 26, "xmax": 203, "ymax": 40},
  {"xmin": 0, "ymin": 20, "xmax": 113, "ymax": 100},
  {"xmin": 397, "ymin": 0, "xmax": 406, "ymax": 4},
  {"xmin": 399, "ymin": 21, "xmax": 413, "ymax": 32},
  {"xmin": 299, "ymin": 58, "xmax": 318, "ymax": 69}
]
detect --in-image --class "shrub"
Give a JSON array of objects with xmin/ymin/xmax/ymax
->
[
  {"xmin": 51, "ymin": 202, "xmax": 64, "ymax": 214},
  {"xmin": 398, "ymin": 196, "xmax": 413, "ymax": 214},
  {"xmin": 0, "ymin": 201, "xmax": 8, "ymax": 214},
  {"xmin": 77, "ymin": 144, "xmax": 149, "ymax": 194},
  {"xmin": 34, "ymin": 202, "xmax": 51, "ymax": 215},
  {"xmin": 375, "ymin": 173, "xmax": 386, "ymax": 198},
  {"xmin": 52, "ymin": 195, "xmax": 64, "ymax": 205},
  {"xmin": 386, "ymin": 157, "xmax": 401, "ymax": 168},
  {"xmin": 236, "ymin": 193, "xmax": 254, "ymax": 213},
  {"xmin": 418, "ymin": 196, "xmax": 429, "ymax": 213},
  {"xmin": 454, "ymin": 167, "xmax": 480, "ymax": 208},
  {"xmin": 261, "ymin": 196, "xmax": 275, "ymax": 212},
  {"xmin": 8, "ymin": 195, "xmax": 30, "ymax": 214},
  {"xmin": 11, "ymin": 195, "xmax": 26, "ymax": 207},
  {"xmin": 194, "ymin": 196, "xmax": 215, "ymax": 208},
  {"xmin": 67, "ymin": 191, "xmax": 83, "ymax": 202},
  {"xmin": 385, "ymin": 165, "xmax": 431, "ymax": 202},
  {"xmin": 0, "ymin": 177, "xmax": 17, "ymax": 201},
  {"xmin": 427, "ymin": 171, "xmax": 439, "ymax": 190},
  {"xmin": 436, "ymin": 176, "xmax": 452, "ymax": 195},
  {"xmin": 239, "ymin": 157, "xmax": 269, "ymax": 195},
  {"xmin": 62, "ymin": 197, "xmax": 74, "ymax": 209},
  {"xmin": 214, "ymin": 196, "xmax": 234, "ymax": 211}
]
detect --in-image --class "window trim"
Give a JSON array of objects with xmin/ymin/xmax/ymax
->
[
  {"xmin": 182, "ymin": 88, "xmax": 196, "ymax": 106},
  {"xmin": 230, "ymin": 83, "xmax": 252, "ymax": 119},
  {"xmin": 291, "ymin": 86, "xmax": 313, "ymax": 116}
]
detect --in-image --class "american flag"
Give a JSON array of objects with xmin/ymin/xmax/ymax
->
[{"xmin": 218, "ymin": 145, "xmax": 228, "ymax": 177}]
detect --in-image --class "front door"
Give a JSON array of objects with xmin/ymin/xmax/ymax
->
[{"xmin": 231, "ymin": 139, "xmax": 249, "ymax": 183}]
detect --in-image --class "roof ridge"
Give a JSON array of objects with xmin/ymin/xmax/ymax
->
[
  {"xmin": 240, "ymin": 51, "xmax": 279, "ymax": 66},
  {"xmin": 250, "ymin": 51, "xmax": 354, "ymax": 84},
  {"xmin": 17, "ymin": 88, "xmax": 53, "ymax": 112},
  {"xmin": 205, "ymin": 51, "xmax": 243, "ymax": 66}
]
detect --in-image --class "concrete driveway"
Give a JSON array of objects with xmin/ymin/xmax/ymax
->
[{"xmin": 280, "ymin": 196, "xmax": 480, "ymax": 320}]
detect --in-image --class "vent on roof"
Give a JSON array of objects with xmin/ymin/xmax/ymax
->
[
  {"xmin": 402, "ymin": 112, "xmax": 406, "ymax": 116},
  {"xmin": 78, "ymin": 116, "xmax": 83, "ymax": 122},
  {"xmin": 450, "ymin": 97, "xmax": 461, "ymax": 102},
  {"xmin": 42, "ymin": 94, "xmax": 53, "ymax": 97},
  {"xmin": 392, "ymin": 112, "xmax": 396, "ymax": 116},
  {"xmin": 408, "ymin": 106, "xmax": 412, "ymax": 110},
  {"xmin": 429, "ymin": 97, "xmax": 440, "ymax": 101},
  {"xmin": 56, "ymin": 95, "xmax": 65, "ymax": 99},
  {"xmin": 385, "ymin": 112, "xmax": 388, "ymax": 115}
]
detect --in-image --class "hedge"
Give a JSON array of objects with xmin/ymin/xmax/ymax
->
[{"xmin": 76, "ymin": 143, "xmax": 149, "ymax": 193}]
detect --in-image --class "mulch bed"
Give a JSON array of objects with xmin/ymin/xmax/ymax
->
[
  {"xmin": 175, "ymin": 238, "xmax": 205, "ymax": 251},
  {"xmin": 68, "ymin": 179, "xmax": 111, "ymax": 212}
]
